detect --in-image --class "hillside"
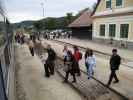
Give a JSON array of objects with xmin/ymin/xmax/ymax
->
[{"xmin": 12, "ymin": 15, "xmax": 76, "ymax": 30}]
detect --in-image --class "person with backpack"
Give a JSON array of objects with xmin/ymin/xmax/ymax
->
[
  {"xmin": 46, "ymin": 45, "xmax": 56, "ymax": 76},
  {"xmin": 63, "ymin": 50, "xmax": 76, "ymax": 83},
  {"xmin": 107, "ymin": 49, "xmax": 121, "ymax": 86},
  {"xmin": 73, "ymin": 46, "xmax": 82, "ymax": 76},
  {"xmin": 85, "ymin": 49, "xmax": 96, "ymax": 79}
]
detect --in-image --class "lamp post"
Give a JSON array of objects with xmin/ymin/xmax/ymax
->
[
  {"xmin": 40, "ymin": 1, "xmax": 45, "ymax": 39},
  {"xmin": 41, "ymin": 2, "xmax": 44, "ymax": 18}
]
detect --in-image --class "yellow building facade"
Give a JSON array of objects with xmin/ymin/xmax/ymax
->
[{"xmin": 92, "ymin": 0, "xmax": 133, "ymax": 48}]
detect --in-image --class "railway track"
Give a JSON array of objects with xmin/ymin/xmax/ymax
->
[
  {"xmin": 50, "ymin": 39, "xmax": 133, "ymax": 69},
  {"xmin": 35, "ymin": 41, "xmax": 129, "ymax": 100},
  {"xmin": 56, "ymin": 57, "xmax": 129, "ymax": 100}
]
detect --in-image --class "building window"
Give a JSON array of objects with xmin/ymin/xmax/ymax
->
[
  {"xmin": 100, "ymin": 24, "xmax": 105, "ymax": 36},
  {"xmin": 120, "ymin": 24, "xmax": 129, "ymax": 38},
  {"xmin": 116, "ymin": 0, "xmax": 122, "ymax": 6},
  {"xmin": 106, "ymin": 0, "xmax": 111, "ymax": 8},
  {"xmin": 109, "ymin": 24, "xmax": 116, "ymax": 37}
]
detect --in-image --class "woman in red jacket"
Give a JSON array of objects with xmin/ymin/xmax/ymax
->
[{"xmin": 73, "ymin": 46, "xmax": 81, "ymax": 76}]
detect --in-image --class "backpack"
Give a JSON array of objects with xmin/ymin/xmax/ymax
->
[
  {"xmin": 52, "ymin": 50, "xmax": 56, "ymax": 60},
  {"xmin": 48, "ymin": 49, "xmax": 56, "ymax": 61}
]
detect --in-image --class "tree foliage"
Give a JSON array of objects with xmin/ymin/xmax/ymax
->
[
  {"xmin": 16, "ymin": 6, "xmax": 96, "ymax": 31},
  {"xmin": 45, "ymin": 18, "xmax": 57, "ymax": 30},
  {"xmin": 33, "ymin": 21, "xmax": 44, "ymax": 31}
]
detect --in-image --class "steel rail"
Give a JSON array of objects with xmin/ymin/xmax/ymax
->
[{"xmin": 50, "ymin": 39, "xmax": 133, "ymax": 69}]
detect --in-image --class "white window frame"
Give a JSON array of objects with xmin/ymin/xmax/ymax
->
[
  {"xmin": 119, "ymin": 23, "xmax": 129, "ymax": 40},
  {"xmin": 106, "ymin": 0, "xmax": 112, "ymax": 10},
  {"xmin": 108, "ymin": 24, "xmax": 116, "ymax": 39},
  {"xmin": 99, "ymin": 24, "xmax": 106, "ymax": 37},
  {"xmin": 115, "ymin": 0, "xmax": 124, "ymax": 9}
]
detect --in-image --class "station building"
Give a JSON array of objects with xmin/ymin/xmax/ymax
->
[
  {"xmin": 92, "ymin": 0, "xmax": 133, "ymax": 49},
  {"xmin": 68, "ymin": 10, "xmax": 93, "ymax": 39}
]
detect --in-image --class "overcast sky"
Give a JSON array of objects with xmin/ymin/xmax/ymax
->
[{"xmin": 5, "ymin": 0, "xmax": 97, "ymax": 23}]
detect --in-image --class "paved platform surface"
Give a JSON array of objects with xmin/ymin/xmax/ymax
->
[
  {"xmin": 15, "ymin": 44, "xmax": 84, "ymax": 100},
  {"xmin": 56, "ymin": 59, "xmax": 126, "ymax": 100},
  {"xmin": 42, "ymin": 39, "xmax": 133, "ymax": 100},
  {"xmin": 57, "ymin": 38, "xmax": 133, "ymax": 61}
]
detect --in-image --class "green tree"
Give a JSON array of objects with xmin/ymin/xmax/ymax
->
[
  {"xmin": 65, "ymin": 13, "xmax": 74, "ymax": 26},
  {"xmin": 45, "ymin": 18, "xmax": 57, "ymax": 30},
  {"xmin": 33, "ymin": 21, "xmax": 44, "ymax": 31}
]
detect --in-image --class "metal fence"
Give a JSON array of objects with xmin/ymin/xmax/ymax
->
[{"xmin": 0, "ymin": 10, "xmax": 15, "ymax": 100}]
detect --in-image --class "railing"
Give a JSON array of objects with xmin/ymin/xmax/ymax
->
[
  {"xmin": 0, "ymin": 14, "xmax": 15, "ymax": 100},
  {"xmin": 0, "ymin": 40, "xmax": 15, "ymax": 100}
]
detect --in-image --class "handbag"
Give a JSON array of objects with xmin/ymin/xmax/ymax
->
[{"xmin": 63, "ymin": 62, "xmax": 72, "ymax": 72}]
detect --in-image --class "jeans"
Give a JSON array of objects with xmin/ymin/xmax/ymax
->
[{"xmin": 87, "ymin": 64, "xmax": 94, "ymax": 78}]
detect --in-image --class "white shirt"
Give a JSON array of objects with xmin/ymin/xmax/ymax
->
[
  {"xmin": 86, "ymin": 55, "xmax": 96, "ymax": 66},
  {"xmin": 40, "ymin": 53, "xmax": 48, "ymax": 64}
]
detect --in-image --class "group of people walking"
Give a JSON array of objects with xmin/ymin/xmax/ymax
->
[
  {"xmin": 15, "ymin": 32, "xmax": 25, "ymax": 44},
  {"xmin": 63, "ymin": 46, "xmax": 82, "ymax": 83},
  {"xmin": 25, "ymin": 35, "xmax": 121, "ymax": 86},
  {"xmin": 62, "ymin": 45, "xmax": 121, "ymax": 86},
  {"xmin": 63, "ymin": 45, "xmax": 96, "ymax": 83}
]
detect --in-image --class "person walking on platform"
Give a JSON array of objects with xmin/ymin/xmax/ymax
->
[
  {"xmin": 28, "ymin": 39, "xmax": 35, "ymax": 56},
  {"xmin": 46, "ymin": 45, "xmax": 56, "ymax": 76},
  {"xmin": 73, "ymin": 46, "xmax": 82, "ymax": 76},
  {"xmin": 85, "ymin": 49, "xmax": 96, "ymax": 79},
  {"xmin": 85, "ymin": 48, "xmax": 90, "ymax": 73},
  {"xmin": 15, "ymin": 33, "xmax": 20, "ymax": 43},
  {"xmin": 40, "ymin": 54, "xmax": 49, "ymax": 77},
  {"xmin": 63, "ymin": 45, "xmax": 68, "ymax": 64},
  {"xmin": 107, "ymin": 49, "xmax": 121, "ymax": 86},
  {"xmin": 63, "ymin": 50, "xmax": 76, "ymax": 83}
]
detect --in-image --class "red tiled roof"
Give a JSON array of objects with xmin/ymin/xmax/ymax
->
[{"xmin": 68, "ymin": 10, "xmax": 92, "ymax": 28}]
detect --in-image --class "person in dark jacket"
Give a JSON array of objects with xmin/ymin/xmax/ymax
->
[
  {"xmin": 63, "ymin": 50, "xmax": 76, "ymax": 83},
  {"xmin": 107, "ymin": 49, "xmax": 121, "ymax": 86},
  {"xmin": 45, "ymin": 45, "xmax": 56, "ymax": 76}
]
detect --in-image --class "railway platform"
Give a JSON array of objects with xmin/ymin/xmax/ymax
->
[
  {"xmin": 14, "ymin": 40, "xmax": 132, "ymax": 100},
  {"xmin": 15, "ymin": 44, "xmax": 84, "ymax": 100},
  {"xmin": 41, "ymin": 39, "xmax": 133, "ymax": 100}
]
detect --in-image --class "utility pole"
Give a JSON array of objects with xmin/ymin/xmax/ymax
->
[
  {"xmin": 40, "ymin": 1, "xmax": 45, "ymax": 39},
  {"xmin": 41, "ymin": 2, "xmax": 44, "ymax": 18}
]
